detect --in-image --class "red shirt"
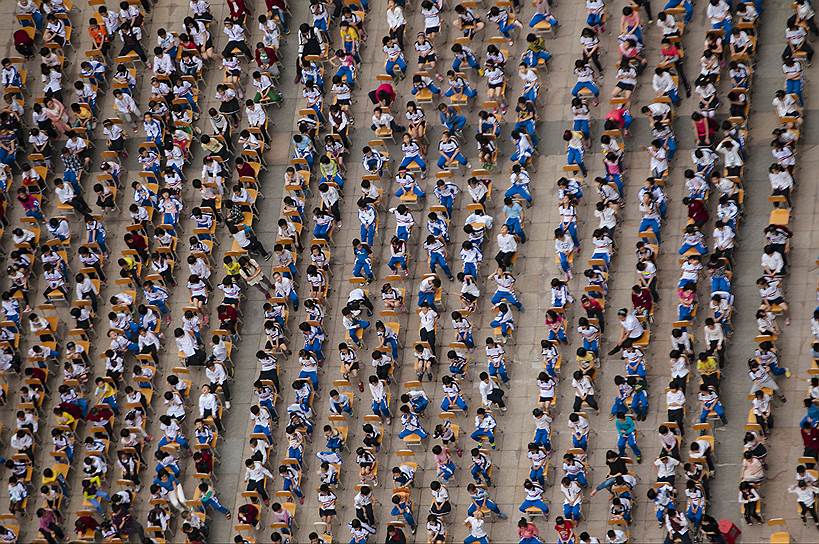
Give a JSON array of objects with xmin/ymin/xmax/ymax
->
[
  {"xmin": 632, "ymin": 288, "xmax": 653, "ymax": 312},
  {"xmin": 195, "ymin": 450, "xmax": 213, "ymax": 473},
  {"xmin": 518, "ymin": 523, "xmax": 539, "ymax": 539},
  {"xmin": 582, "ymin": 296, "xmax": 603, "ymax": 312},
  {"xmin": 218, "ymin": 305, "xmax": 238, "ymax": 325},
  {"xmin": 687, "ymin": 199, "xmax": 709, "ymax": 225},
  {"xmin": 236, "ymin": 162, "xmax": 255, "ymax": 179},
  {"xmin": 803, "ymin": 426, "xmax": 819, "ymax": 449},
  {"xmin": 606, "ymin": 105, "xmax": 629, "ymax": 129},
  {"xmin": 76, "ymin": 516, "xmax": 99, "ymax": 534},
  {"xmin": 126, "ymin": 235, "xmax": 148, "ymax": 252},
  {"xmin": 375, "ymin": 83, "xmax": 396, "ymax": 104},
  {"xmin": 227, "ymin": 0, "xmax": 247, "ymax": 19},
  {"xmin": 661, "ymin": 44, "xmax": 681, "ymax": 62},
  {"xmin": 554, "ymin": 520, "xmax": 575, "ymax": 542}
]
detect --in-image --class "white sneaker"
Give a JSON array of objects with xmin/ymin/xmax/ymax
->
[{"xmin": 225, "ymin": 401, "xmax": 231, "ymax": 409}]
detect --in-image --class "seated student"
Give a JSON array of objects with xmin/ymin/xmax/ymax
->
[{"xmin": 519, "ymin": 478, "xmax": 549, "ymax": 514}]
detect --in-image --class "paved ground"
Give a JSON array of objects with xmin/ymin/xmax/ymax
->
[{"xmin": 0, "ymin": 0, "xmax": 817, "ymax": 543}]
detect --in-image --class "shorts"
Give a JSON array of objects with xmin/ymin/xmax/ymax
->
[
  {"xmin": 319, "ymin": 508, "xmax": 336, "ymax": 517},
  {"xmin": 219, "ymin": 98, "xmax": 241, "ymax": 115},
  {"xmin": 768, "ymin": 296, "xmax": 785, "ymax": 305},
  {"xmin": 431, "ymin": 501, "xmax": 452, "ymax": 516},
  {"xmin": 617, "ymin": 82, "xmax": 635, "ymax": 91},
  {"xmin": 488, "ymin": 81, "xmax": 504, "ymax": 89},
  {"xmin": 426, "ymin": 25, "xmax": 440, "ymax": 34},
  {"xmin": 419, "ymin": 53, "xmax": 437, "ymax": 64}
]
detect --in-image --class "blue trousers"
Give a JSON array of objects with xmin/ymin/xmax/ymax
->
[
  {"xmin": 548, "ymin": 327, "xmax": 568, "ymax": 344},
  {"xmin": 514, "ymin": 119, "xmax": 539, "ymax": 146},
  {"xmin": 443, "ymin": 114, "xmax": 467, "ymax": 133},
  {"xmin": 639, "ymin": 218, "xmax": 661, "ymax": 243},
  {"xmin": 567, "ymin": 147, "xmax": 587, "ymax": 176},
  {"xmin": 411, "ymin": 396, "xmax": 429, "ymax": 414},
  {"xmin": 571, "ymin": 81, "xmax": 599, "ymax": 97},
  {"xmin": 285, "ymin": 446, "xmax": 304, "ymax": 464},
  {"xmin": 557, "ymin": 252, "xmax": 571, "ymax": 274},
  {"xmin": 491, "ymin": 291, "xmax": 522, "ymax": 310},
  {"xmin": 391, "ymin": 505, "xmax": 416, "ymax": 529},
  {"xmin": 631, "ymin": 391, "xmax": 649, "ymax": 419},
  {"xmin": 438, "ymin": 194, "xmax": 454, "ymax": 217},
  {"xmin": 399, "ymin": 427, "xmax": 429, "ymax": 439},
  {"xmin": 523, "ymin": 83, "xmax": 539, "ymax": 103},
  {"xmin": 436, "ymin": 459, "xmax": 455, "ymax": 480},
  {"xmin": 438, "ymin": 152, "xmax": 468, "ymax": 169},
  {"xmin": 412, "ymin": 82, "xmax": 441, "ymax": 95},
  {"xmin": 573, "ymin": 119, "xmax": 590, "ymax": 139},
  {"xmin": 573, "ymin": 434, "xmax": 588, "ymax": 450},
  {"xmin": 283, "ymin": 477, "xmax": 303, "ymax": 498},
  {"xmin": 445, "ymin": 86, "xmax": 477, "ymax": 98},
  {"xmin": 400, "ymin": 154, "xmax": 427, "ymax": 171},
  {"xmin": 393, "ymin": 183, "xmax": 422, "ymax": 197},
  {"xmin": 299, "ymin": 369, "xmax": 319, "ymax": 389},
  {"xmin": 563, "ymin": 502, "xmax": 581, "ymax": 520},
  {"xmin": 470, "ymin": 429, "xmax": 496, "ymax": 446},
  {"xmin": 348, "ymin": 319, "xmax": 370, "ymax": 347},
  {"xmin": 371, "ymin": 398, "xmax": 390, "ymax": 418},
  {"xmin": 452, "ymin": 54, "xmax": 480, "ymax": 72},
  {"xmin": 519, "ymin": 499, "xmax": 549, "ymax": 514},
  {"xmin": 665, "ymin": 0, "xmax": 693, "ymax": 23},
  {"xmin": 360, "ymin": 223, "xmax": 375, "ymax": 247},
  {"xmin": 617, "ymin": 432, "xmax": 641, "ymax": 458},
  {"xmin": 202, "ymin": 495, "xmax": 230, "ymax": 515},
  {"xmin": 418, "ymin": 291, "xmax": 435, "ymax": 308},
  {"xmin": 383, "ymin": 336, "xmax": 400, "ymax": 359},
  {"xmin": 529, "ymin": 13, "xmax": 557, "ymax": 27},
  {"xmin": 533, "ymin": 428, "xmax": 551, "ymax": 448},
  {"xmin": 787, "ymin": 78, "xmax": 804, "ymax": 105},
  {"xmin": 457, "ymin": 331, "xmax": 475, "ymax": 349},
  {"xmin": 699, "ymin": 402, "xmax": 726, "ymax": 423},
  {"xmin": 429, "ymin": 252, "xmax": 452, "ymax": 278},
  {"xmin": 511, "ymin": 148, "xmax": 532, "ymax": 166},
  {"xmin": 353, "ymin": 258, "xmax": 373, "ymax": 280},
  {"xmin": 505, "ymin": 217, "xmax": 526, "ymax": 242},
  {"xmin": 468, "ymin": 499, "xmax": 500, "ymax": 516},
  {"xmin": 336, "ymin": 65, "xmax": 355, "ymax": 85},
  {"xmin": 471, "ymin": 464, "xmax": 491, "ymax": 484},
  {"xmin": 386, "ymin": 56, "xmax": 407, "ymax": 75},
  {"xmin": 441, "ymin": 395, "xmax": 468, "ymax": 411},
  {"xmin": 490, "ymin": 319, "xmax": 513, "ymax": 337},
  {"xmin": 679, "ymin": 242, "xmax": 707, "ymax": 255},
  {"xmin": 522, "ymin": 49, "xmax": 552, "ymax": 68},
  {"xmin": 488, "ymin": 362, "xmax": 509, "ymax": 383},
  {"xmin": 567, "ymin": 471, "xmax": 588, "ymax": 487}
]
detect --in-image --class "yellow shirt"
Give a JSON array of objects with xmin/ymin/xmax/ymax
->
[
  {"xmin": 576, "ymin": 353, "xmax": 595, "ymax": 373},
  {"xmin": 697, "ymin": 356, "xmax": 718, "ymax": 375},
  {"xmin": 224, "ymin": 260, "xmax": 241, "ymax": 276},
  {"xmin": 340, "ymin": 26, "xmax": 359, "ymax": 45}
]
